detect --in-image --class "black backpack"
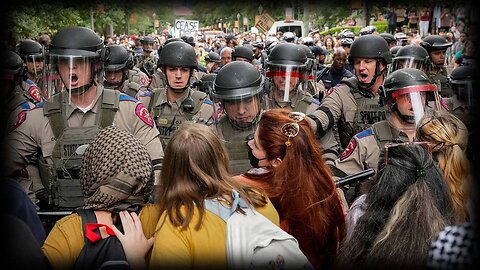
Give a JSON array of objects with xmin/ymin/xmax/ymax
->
[{"xmin": 73, "ymin": 209, "xmax": 130, "ymax": 270}]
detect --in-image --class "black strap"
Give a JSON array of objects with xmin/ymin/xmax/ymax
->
[{"xmin": 76, "ymin": 209, "xmax": 97, "ymax": 239}]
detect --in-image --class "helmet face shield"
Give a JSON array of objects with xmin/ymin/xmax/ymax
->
[
  {"xmin": 390, "ymin": 56, "xmax": 428, "ymax": 74},
  {"xmin": 267, "ymin": 64, "xmax": 305, "ymax": 103},
  {"xmin": 43, "ymin": 54, "xmax": 100, "ymax": 102},
  {"xmin": 25, "ymin": 54, "xmax": 44, "ymax": 78},
  {"xmin": 389, "ymin": 84, "xmax": 440, "ymax": 126},
  {"xmin": 213, "ymin": 94, "xmax": 262, "ymax": 141}
]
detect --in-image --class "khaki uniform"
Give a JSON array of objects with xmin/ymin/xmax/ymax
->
[
  {"xmin": 5, "ymin": 85, "xmax": 164, "ymax": 208},
  {"xmin": 429, "ymin": 66, "xmax": 453, "ymax": 98},
  {"xmin": 331, "ymin": 120, "xmax": 409, "ymax": 204},
  {"xmin": 120, "ymin": 68, "xmax": 151, "ymax": 106},
  {"xmin": 263, "ymin": 92, "xmax": 340, "ymax": 165},
  {"xmin": 150, "ymin": 68, "xmax": 167, "ymax": 89},
  {"xmin": 307, "ymin": 77, "xmax": 386, "ymax": 152},
  {"xmin": 444, "ymin": 96, "xmax": 477, "ymax": 130},
  {"xmin": 214, "ymin": 115, "xmax": 255, "ymax": 175},
  {"xmin": 6, "ymin": 92, "xmax": 39, "ymax": 201},
  {"xmin": 149, "ymin": 87, "xmax": 214, "ymax": 149}
]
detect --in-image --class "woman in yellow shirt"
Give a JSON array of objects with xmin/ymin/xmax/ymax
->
[{"xmin": 42, "ymin": 126, "xmax": 160, "ymax": 269}]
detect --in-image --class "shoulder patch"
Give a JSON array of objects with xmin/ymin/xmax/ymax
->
[
  {"xmin": 139, "ymin": 75, "xmax": 150, "ymax": 87},
  {"xmin": 355, "ymin": 128, "xmax": 374, "ymax": 139},
  {"xmin": 440, "ymin": 98, "xmax": 449, "ymax": 111},
  {"xmin": 339, "ymin": 138, "xmax": 357, "ymax": 161},
  {"xmin": 135, "ymin": 103, "xmax": 154, "ymax": 128},
  {"xmin": 20, "ymin": 102, "xmax": 32, "ymax": 110},
  {"xmin": 202, "ymin": 98, "xmax": 213, "ymax": 105},
  {"xmin": 325, "ymin": 87, "xmax": 335, "ymax": 97},
  {"xmin": 9, "ymin": 110, "xmax": 27, "ymax": 132},
  {"xmin": 34, "ymin": 102, "xmax": 44, "ymax": 109},
  {"xmin": 119, "ymin": 93, "xmax": 138, "ymax": 102},
  {"xmin": 137, "ymin": 90, "xmax": 152, "ymax": 97},
  {"xmin": 27, "ymin": 85, "xmax": 42, "ymax": 102}
]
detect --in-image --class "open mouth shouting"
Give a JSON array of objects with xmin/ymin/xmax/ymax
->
[
  {"xmin": 69, "ymin": 73, "xmax": 79, "ymax": 87},
  {"xmin": 358, "ymin": 72, "xmax": 370, "ymax": 83}
]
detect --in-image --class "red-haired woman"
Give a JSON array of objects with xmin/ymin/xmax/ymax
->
[{"xmin": 237, "ymin": 108, "xmax": 346, "ymax": 269}]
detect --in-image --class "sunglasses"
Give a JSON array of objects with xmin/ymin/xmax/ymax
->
[
  {"xmin": 383, "ymin": 141, "xmax": 432, "ymax": 166},
  {"xmin": 281, "ymin": 112, "xmax": 306, "ymax": 147}
]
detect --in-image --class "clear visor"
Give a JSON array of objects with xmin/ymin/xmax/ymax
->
[
  {"xmin": 25, "ymin": 55, "xmax": 44, "ymax": 78},
  {"xmin": 391, "ymin": 84, "xmax": 440, "ymax": 127},
  {"xmin": 266, "ymin": 64, "xmax": 305, "ymax": 103},
  {"xmin": 213, "ymin": 95, "xmax": 262, "ymax": 141},
  {"xmin": 43, "ymin": 55, "xmax": 100, "ymax": 102},
  {"xmin": 390, "ymin": 57, "xmax": 428, "ymax": 74}
]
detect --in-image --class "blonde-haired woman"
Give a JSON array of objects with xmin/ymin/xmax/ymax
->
[{"xmin": 416, "ymin": 111, "xmax": 472, "ymax": 223}]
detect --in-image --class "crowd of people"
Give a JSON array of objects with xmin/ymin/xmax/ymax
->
[{"xmin": 1, "ymin": 2, "xmax": 479, "ymax": 268}]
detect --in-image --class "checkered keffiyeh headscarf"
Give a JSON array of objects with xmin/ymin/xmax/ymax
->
[{"xmin": 80, "ymin": 126, "xmax": 153, "ymax": 211}]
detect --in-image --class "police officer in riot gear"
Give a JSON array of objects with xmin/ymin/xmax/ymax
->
[
  {"xmin": 264, "ymin": 43, "xmax": 319, "ymax": 113},
  {"xmin": 332, "ymin": 68, "xmax": 441, "ymax": 204},
  {"xmin": 420, "ymin": 34, "xmax": 453, "ymax": 97},
  {"xmin": 5, "ymin": 26, "xmax": 164, "ymax": 211},
  {"xmin": 16, "ymin": 39, "xmax": 44, "ymax": 105},
  {"xmin": 104, "ymin": 45, "xmax": 150, "ymax": 105},
  {"xmin": 307, "ymin": 34, "xmax": 392, "ymax": 152},
  {"xmin": 204, "ymin": 51, "xmax": 221, "ymax": 74},
  {"xmin": 445, "ymin": 65, "xmax": 478, "ymax": 132},
  {"xmin": 232, "ymin": 45, "xmax": 255, "ymax": 63},
  {"xmin": 137, "ymin": 36, "xmax": 158, "ymax": 77},
  {"xmin": 265, "ymin": 43, "xmax": 339, "ymax": 164},
  {"xmin": 299, "ymin": 44, "xmax": 324, "ymax": 100},
  {"xmin": 148, "ymin": 40, "xmax": 214, "ymax": 148},
  {"xmin": 380, "ymin": 32, "xmax": 397, "ymax": 48},
  {"xmin": 212, "ymin": 61, "xmax": 264, "ymax": 174},
  {"xmin": 388, "ymin": 44, "xmax": 430, "ymax": 75}
]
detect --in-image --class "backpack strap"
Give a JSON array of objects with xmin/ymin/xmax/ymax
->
[
  {"xmin": 204, "ymin": 190, "xmax": 250, "ymax": 222},
  {"xmin": 76, "ymin": 209, "xmax": 98, "ymax": 238},
  {"xmin": 100, "ymin": 88, "xmax": 120, "ymax": 128}
]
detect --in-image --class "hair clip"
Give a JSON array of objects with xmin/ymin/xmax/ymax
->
[
  {"xmin": 281, "ymin": 112, "xmax": 306, "ymax": 147},
  {"xmin": 416, "ymin": 167, "xmax": 426, "ymax": 178}
]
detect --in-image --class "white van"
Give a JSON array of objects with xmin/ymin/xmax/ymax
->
[{"xmin": 267, "ymin": 20, "xmax": 307, "ymax": 38}]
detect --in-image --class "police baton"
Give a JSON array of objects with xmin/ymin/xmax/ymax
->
[{"xmin": 335, "ymin": 168, "xmax": 375, "ymax": 188}]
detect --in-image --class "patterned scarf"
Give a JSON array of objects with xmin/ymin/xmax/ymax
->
[{"xmin": 80, "ymin": 126, "xmax": 153, "ymax": 212}]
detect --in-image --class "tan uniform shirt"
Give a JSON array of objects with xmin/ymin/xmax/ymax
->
[
  {"xmin": 331, "ymin": 120, "xmax": 409, "ymax": 180},
  {"xmin": 151, "ymin": 87, "xmax": 214, "ymax": 148},
  {"xmin": 5, "ymin": 85, "xmax": 164, "ymax": 178}
]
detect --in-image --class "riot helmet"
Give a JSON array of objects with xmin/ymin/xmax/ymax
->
[
  {"xmin": 338, "ymin": 29, "xmax": 355, "ymax": 40},
  {"xmin": 382, "ymin": 68, "xmax": 439, "ymax": 126},
  {"xmin": 420, "ymin": 35, "xmax": 452, "ymax": 67},
  {"xmin": 17, "ymin": 39, "xmax": 44, "ymax": 79},
  {"xmin": 359, "ymin": 25, "xmax": 377, "ymax": 36},
  {"xmin": 449, "ymin": 65, "xmax": 476, "ymax": 105},
  {"xmin": 283, "ymin": 32, "xmax": 296, "ymax": 43},
  {"xmin": 302, "ymin": 37, "xmax": 314, "ymax": 47},
  {"xmin": 266, "ymin": 43, "xmax": 307, "ymax": 105},
  {"xmin": 394, "ymin": 32, "xmax": 408, "ymax": 46},
  {"xmin": 206, "ymin": 52, "xmax": 221, "ymax": 63},
  {"xmin": 181, "ymin": 35, "xmax": 195, "ymax": 47},
  {"xmin": 340, "ymin": 38, "xmax": 354, "ymax": 47},
  {"xmin": 141, "ymin": 36, "xmax": 155, "ymax": 53},
  {"xmin": 158, "ymin": 41, "xmax": 197, "ymax": 92},
  {"xmin": 232, "ymin": 46, "xmax": 254, "ymax": 62},
  {"xmin": 349, "ymin": 34, "xmax": 392, "ymax": 89},
  {"xmin": 213, "ymin": 61, "xmax": 264, "ymax": 130},
  {"xmin": 103, "ymin": 45, "xmax": 134, "ymax": 88},
  {"xmin": 198, "ymin": 73, "xmax": 217, "ymax": 94},
  {"xmin": 390, "ymin": 45, "xmax": 402, "ymax": 58},
  {"xmin": 0, "ymin": 50, "xmax": 24, "ymax": 94},
  {"xmin": 44, "ymin": 26, "xmax": 104, "ymax": 99},
  {"xmin": 389, "ymin": 45, "xmax": 429, "ymax": 74},
  {"xmin": 380, "ymin": 32, "xmax": 396, "ymax": 47}
]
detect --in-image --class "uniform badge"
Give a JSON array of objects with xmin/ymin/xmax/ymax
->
[
  {"xmin": 325, "ymin": 87, "xmax": 334, "ymax": 97},
  {"xmin": 140, "ymin": 76, "xmax": 150, "ymax": 87},
  {"xmin": 9, "ymin": 110, "xmax": 27, "ymax": 132},
  {"xmin": 339, "ymin": 138, "xmax": 357, "ymax": 161},
  {"xmin": 28, "ymin": 85, "xmax": 42, "ymax": 102},
  {"xmin": 135, "ymin": 103, "xmax": 154, "ymax": 128},
  {"xmin": 156, "ymin": 118, "xmax": 168, "ymax": 125}
]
